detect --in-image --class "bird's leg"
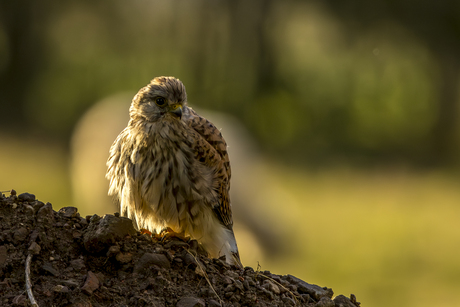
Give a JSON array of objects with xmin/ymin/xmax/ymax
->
[{"xmin": 157, "ymin": 227, "xmax": 189, "ymax": 242}]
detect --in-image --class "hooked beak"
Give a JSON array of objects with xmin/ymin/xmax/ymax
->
[{"xmin": 169, "ymin": 104, "xmax": 182, "ymax": 119}]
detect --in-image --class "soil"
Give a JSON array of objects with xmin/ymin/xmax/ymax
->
[{"xmin": 0, "ymin": 190, "xmax": 360, "ymax": 307}]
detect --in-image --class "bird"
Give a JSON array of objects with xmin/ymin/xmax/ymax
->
[{"xmin": 106, "ymin": 76, "xmax": 242, "ymax": 267}]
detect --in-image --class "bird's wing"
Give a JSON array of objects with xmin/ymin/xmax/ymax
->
[{"xmin": 185, "ymin": 107, "xmax": 233, "ymax": 227}]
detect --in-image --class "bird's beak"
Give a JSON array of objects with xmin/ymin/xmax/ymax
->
[{"xmin": 169, "ymin": 104, "xmax": 182, "ymax": 119}]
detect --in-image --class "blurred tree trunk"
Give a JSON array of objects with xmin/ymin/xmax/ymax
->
[
  {"xmin": 431, "ymin": 51, "xmax": 459, "ymax": 164},
  {"xmin": 0, "ymin": 0, "xmax": 51, "ymax": 130}
]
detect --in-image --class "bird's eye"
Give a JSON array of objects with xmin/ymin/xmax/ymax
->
[{"xmin": 155, "ymin": 97, "xmax": 166, "ymax": 106}]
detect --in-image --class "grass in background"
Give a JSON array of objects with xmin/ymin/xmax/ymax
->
[
  {"xmin": 0, "ymin": 134, "xmax": 71, "ymax": 208},
  {"xmin": 257, "ymin": 164, "xmax": 460, "ymax": 307}
]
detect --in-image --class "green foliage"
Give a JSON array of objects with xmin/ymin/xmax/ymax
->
[{"xmin": 1, "ymin": 1, "xmax": 453, "ymax": 165}]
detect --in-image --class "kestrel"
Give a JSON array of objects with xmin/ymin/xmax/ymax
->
[{"xmin": 106, "ymin": 76, "xmax": 242, "ymax": 267}]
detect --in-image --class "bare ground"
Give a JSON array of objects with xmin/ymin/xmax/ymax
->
[{"xmin": 0, "ymin": 190, "xmax": 360, "ymax": 307}]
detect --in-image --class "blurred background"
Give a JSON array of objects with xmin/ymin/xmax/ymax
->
[{"xmin": 1, "ymin": 0, "xmax": 460, "ymax": 306}]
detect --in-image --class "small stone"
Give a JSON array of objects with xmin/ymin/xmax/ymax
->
[
  {"xmin": 263, "ymin": 280, "xmax": 280, "ymax": 295},
  {"xmin": 234, "ymin": 280, "xmax": 245, "ymax": 292},
  {"xmin": 115, "ymin": 252, "xmax": 133, "ymax": 263},
  {"xmin": 52, "ymin": 285, "xmax": 69, "ymax": 293},
  {"xmin": 32, "ymin": 201, "xmax": 45, "ymax": 213},
  {"xmin": 23, "ymin": 204, "xmax": 34, "ymax": 215},
  {"xmin": 315, "ymin": 296, "xmax": 335, "ymax": 307},
  {"xmin": 42, "ymin": 262, "xmax": 60, "ymax": 276},
  {"xmin": 83, "ymin": 214, "xmax": 136, "ymax": 253},
  {"xmin": 286, "ymin": 275, "xmax": 333, "ymax": 300},
  {"xmin": 81, "ymin": 271, "xmax": 100, "ymax": 295},
  {"xmin": 350, "ymin": 294, "xmax": 359, "ymax": 305},
  {"xmin": 11, "ymin": 203, "xmax": 17, "ymax": 209},
  {"xmin": 226, "ymin": 270, "xmax": 239, "ymax": 279},
  {"xmin": 89, "ymin": 214, "xmax": 101, "ymax": 223},
  {"xmin": 13, "ymin": 227, "xmax": 28, "ymax": 242},
  {"xmin": 28, "ymin": 242, "xmax": 41, "ymax": 255},
  {"xmin": 333, "ymin": 294, "xmax": 359, "ymax": 307},
  {"xmin": 10, "ymin": 189, "xmax": 17, "ymax": 196},
  {"xmin": 176, "ymin": 296, "xmax": 205, "ymax": 307},
  {"xmin": 37, "ymin": 203, "xmax": 55, "ymax": 224},
  {"xmin": 61, "ymin": 279, "xmax": 80, "ymax": 288},
  {"xmin": 80, "ymin": 217, "xmax": 88, "ymax": 226},
  {"xmin": 58, "ymin": 207, "xmax": 78, "ymax": 218},
  {"xmin": 94, "ymin": 272, "xmax": 105, "ymax": 284},
  {"xmin": 18, "ymin": 193, "xmax": 35, "ymax": 202},
  {"xmin": 70, "ymin": 258, "xmax": 86, "ymax": 271},
  {"xmin": 107, "ymin": 245, "xmax": 120, "ymax": 257},
  {"xmin": 134, "ymin": 253, "xmax": 170, "ymax": 274}
]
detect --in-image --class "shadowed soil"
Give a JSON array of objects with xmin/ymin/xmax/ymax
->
[{"xmin": 0, "ymin": 191, "xmax": 360, "ymax": 307}]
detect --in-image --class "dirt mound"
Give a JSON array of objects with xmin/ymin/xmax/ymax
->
[{"xmin": 0, "ymin": 191, "xmax": 360, "ymax": 307}]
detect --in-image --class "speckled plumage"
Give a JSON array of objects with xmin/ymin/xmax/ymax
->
[{"xmin": 106, "ymin": 76, "xmax": 241, "ymax": 267}]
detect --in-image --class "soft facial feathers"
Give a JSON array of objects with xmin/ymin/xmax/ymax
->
[{"xmin": 130, "ymin": 77, "xmax": 188, "ymax": 122}]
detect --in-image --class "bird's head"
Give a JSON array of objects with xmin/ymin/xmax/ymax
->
[{"xmin": 129, "ymin": 76, "xmax": 188, "ymax": 122}]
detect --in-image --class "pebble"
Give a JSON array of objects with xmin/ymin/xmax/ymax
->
[
  {"xmin": 333, "ymin": 294, "xmax": 359, "ymax": 307},
  {"xmin": 83, "ymin": 214, "xmax": 137, "ymax": 253},
  {"xmin": 52, "ymin": 285, "xmax": 70, "ymax": 293},
  {"xmin": 23, "ymin": 204, "xmax": 34, "ymax": 215},
  {"xmin": 58, "ymin": 206, "xmax": 79, "ymax": 218},
  {"xmin": 286, "ymin": 274, "xmax": 333, "ymax": 300},
  {"xmin": 32, "ymin": 201, "xmax": 45, "ymax": 213},
  {"xmin": 233, "ymin": 280, "xmax": 244, "ymax": 292},
  {"xmin": 13, "ymin": 227, "xmax": 28, "ymax": 242},
  {"xmin": 116, "ymin": 252, "xmax": 133, "ymax": 263},
  {"xmin": 134, "ymin": 253, "xmax": 170, "ymax": 273},
  {"xmin": 107, "ymin": 245, "xmax": 121, "ymax": 257},
  {"xmin": 81, "ymin": 271, "xmax": 100, "ymax": 295},
  {"xmin": 263, "ymin": 280, "xmax": 280, "ymax": 295},
  {"xmin": 61, "ymin": 279, "xmax": 80, "ymax": 288},
  {"xmin": 70, "ymin": 258, "xmax": 86, "ymax": 271},
  {"xmin": 18, "ymin": 192, "xmax": 35, "ymax": 202},
  {"xmin": 28, "ymin": 242, "xmax": 41, "ymax": 255},
  {"xmin": 42, "ymin": 262, "xmax": 60, "ymax": 276},
  {"xmin": 37, "ymin": 203, "xmax": 55, "ymax": 224}
]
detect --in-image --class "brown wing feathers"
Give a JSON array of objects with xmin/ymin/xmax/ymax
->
[{"xmin": 187, "ymin": 109, "xmax": 233, "ymax": 227}]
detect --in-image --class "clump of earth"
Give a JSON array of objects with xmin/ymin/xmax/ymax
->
[{"xmin": 0, "ymin": 190, "xmax": 360, "ymax": 307}]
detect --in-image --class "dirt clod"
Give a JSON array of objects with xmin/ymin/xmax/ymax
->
[{"xmin": 0, "ymin": 191, "xmax": 361, "ymax": 306}]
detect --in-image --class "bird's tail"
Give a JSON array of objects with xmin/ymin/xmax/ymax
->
[
  {"xmin": 227, "ymin": 229, "xmax": 243, "ymax": 268},
  {"xmin": 199, "ymin": 222, "xmax": 243, "ymax": 268}
]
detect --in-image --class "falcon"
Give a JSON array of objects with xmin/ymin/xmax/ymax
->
[{"xmin": 106, "ymin": 76, "xmax": 242, "ymax": 267}]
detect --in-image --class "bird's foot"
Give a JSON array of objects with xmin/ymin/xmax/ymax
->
[{"xmin": 156, "ymin": 227, "xmax": 189, "ymax": 242}]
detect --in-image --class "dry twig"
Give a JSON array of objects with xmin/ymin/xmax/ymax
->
[
  {"xmin": 25, "ymin": 254, "xmax": 39, "ymax": 307},
  {"xmin": 186, "ymin": 249, "xmax": 223, "ymax": 305}
]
